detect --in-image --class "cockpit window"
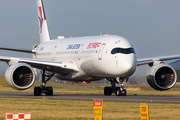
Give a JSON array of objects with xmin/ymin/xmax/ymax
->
[{"xmin": 111, "ymin": 48, "xmax": 135, "ymax": 54}]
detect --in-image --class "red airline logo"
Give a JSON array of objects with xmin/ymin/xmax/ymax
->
[
  {"xmin": 38, "ymin": 6, "xmax": 44, "ymax": 33},
  {"xmin": 87, "ymin": 42, "xmax": 101, "ymax": 49}
]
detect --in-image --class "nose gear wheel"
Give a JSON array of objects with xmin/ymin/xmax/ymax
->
[{"xmin": 104, "ymin": 77, "xmax": 127, "ymax": 96}]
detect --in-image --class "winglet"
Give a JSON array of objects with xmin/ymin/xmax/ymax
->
[{"xmin": 37, "ymin": 0, "xmax": 50, "ymax": 43}]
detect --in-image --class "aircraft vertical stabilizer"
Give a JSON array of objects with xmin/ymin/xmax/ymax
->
[{"xmin": 37, "ymin": 0, "xmax": 50, "ymax": 43}]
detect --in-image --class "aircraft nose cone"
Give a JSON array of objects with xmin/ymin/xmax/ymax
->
[{"xmin": 121, "ymin": 56, "xmax": 136, "ymax": 76}]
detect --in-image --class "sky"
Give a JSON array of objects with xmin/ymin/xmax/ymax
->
[{"xmin": 0, "ymin": 0, "xmax": 180, "ymax": 79}]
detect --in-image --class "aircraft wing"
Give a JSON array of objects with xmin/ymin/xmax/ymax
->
[
  {"xmin": 0, "ymin": 47, "xmax": 36, "ymax": 54},
  {"xmin": 0, "ymin": 56, "xmax": 79, "ymax": 74},
  {"xmin": 137, "ymin": 55, "xmax": 180, "ymax": 66}
]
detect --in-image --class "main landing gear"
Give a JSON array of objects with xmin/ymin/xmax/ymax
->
[
  {"xmin": 104, "ymin": 77, "xmax": 127, "ymax": 96},
  {"xmin": 34, "ymin": 70, "xmax": 55, "ymax": 96}
]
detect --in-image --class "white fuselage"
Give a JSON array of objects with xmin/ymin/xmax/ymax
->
[{"xmin": 36, "ymin": 35, "xmax": 137, "ymax": 81}]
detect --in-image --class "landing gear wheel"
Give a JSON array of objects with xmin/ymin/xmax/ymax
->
[
  {"xmin": 105, "ymin": 77, "xmax": 128, "ymax": 96},
  {"xmin": 122, "ymin": 89, "xmax": 126, "ymax": 96},
  {"xmin": 46, "ymin": 87, "xmax": 53, "ymax": 96},
  {"xmin": 104, "ymin": 87, "xmax": 112, "ymax": 95},
  {"xmin": 115, "ymin": 87, "xmax": 121, "ymax": 96},
  {"xmin": 34, "ymin": 87, "xmax": 42, "ymax": 96},
  {"xmin": 34, "ymin": 70, "xmax": 55, "ymax": 96}
]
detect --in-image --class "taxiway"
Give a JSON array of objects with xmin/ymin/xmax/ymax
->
[{"xmin": 1, "ymin": 92, "xmax": 180, "ymax": 104}]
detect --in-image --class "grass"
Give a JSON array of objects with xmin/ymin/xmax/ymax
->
[
  {"xmin": 0, "ymin": 98, "xmax": 180, "ymax": 120},
  {"xmin": 1, "ymin": 77, "xmax": 180, "ymax": 96},
  {"xmin": 0, "ymin": 77, "xmax": 102, "ymax": 94},
  {"xmin": 1, "ymin": 77, "xmax": 180, "ymax": 119}
]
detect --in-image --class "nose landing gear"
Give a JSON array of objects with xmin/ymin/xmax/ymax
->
[{"xmin": 104, "ymin": 77, "xmax": 127, "ymax": 96}]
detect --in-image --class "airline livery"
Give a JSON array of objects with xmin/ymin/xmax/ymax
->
[{"xmin": 0, "ymin": 0, "xmax": 180, "ymax": 96}]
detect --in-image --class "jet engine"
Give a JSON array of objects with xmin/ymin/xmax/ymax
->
[
  {"xmin": 5, "ymin": 63, "xmax": 35, "ymax": 90},
  {"xmin": 146, "ymin": 63, "xmax": 177, "ymax": 90}
]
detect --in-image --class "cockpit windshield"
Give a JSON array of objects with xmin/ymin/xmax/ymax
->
[{"xmin": 111, "ymin": 48, "xmax": 135, "ymax": 54}]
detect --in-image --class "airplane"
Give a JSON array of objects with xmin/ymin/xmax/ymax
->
[{"xmin": 0, "ymin": 0, "xmax": 180, "ymax": 96}]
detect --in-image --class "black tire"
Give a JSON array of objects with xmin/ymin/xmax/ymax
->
[
  {"xmin": 115, "ymin": 87, "xmax": 121, "ymax": 96},
  {"xmin": 104, "ymin": 87, "xmax": 108, "ymax": 95},
  {"xmin": 107, "ymin": 87, "xmax": 112, "ymax": 95},
  {"xmin": 34, "ymin": 87, "xmax": 42, "ymax": 96},
  {"xmin": 122, "ymin": 89, "xmax": 126, "ymax": 96},
  {"xmin": 104, "ymin": 87, "xmax": 112, "ymax": 95},
  {"xmin": 46, "ymin": 87, "xmax": 53, "ymax": 96}
]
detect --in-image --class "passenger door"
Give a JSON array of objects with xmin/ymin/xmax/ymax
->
[{"xmin": 98, "ymin": 43, "xmax": 106, "ymax": 60}]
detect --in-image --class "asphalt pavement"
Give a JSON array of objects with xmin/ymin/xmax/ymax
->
[{"xmin": 1, "ymin": 92, "xmax": 180, "ymax": 104}]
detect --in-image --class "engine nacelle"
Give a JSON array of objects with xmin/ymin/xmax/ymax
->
[
  {"xmin": 146, "ymin": 63, "xmax": 177, "ymax": 90},
  {"xmin": 5, "ymin": 63, "xmax": 35, "ymax": 90}
]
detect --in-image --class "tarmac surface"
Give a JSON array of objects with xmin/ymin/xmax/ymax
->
[
  {"xmin": 36, "ymin": 82, "xmax": 100, "ymax": 90},
  {"xmin": 1, "ymin": 92, "xmax": 180, "ymax": 104}
]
